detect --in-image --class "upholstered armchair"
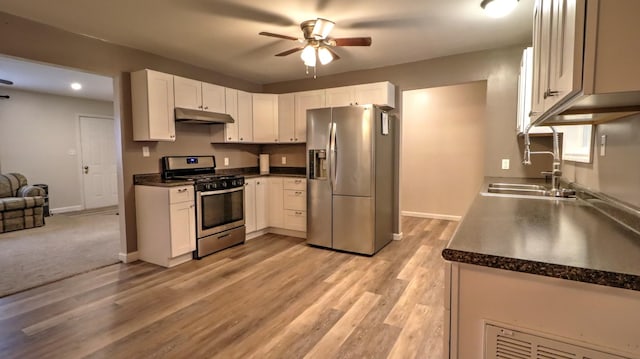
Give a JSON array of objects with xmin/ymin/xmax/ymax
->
[{"xmin": 0, "ymin": 173, "xmax": 45, "ymax": 233}]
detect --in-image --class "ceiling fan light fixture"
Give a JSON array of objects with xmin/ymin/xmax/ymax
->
[
  {"xmin": 311, "ymin": 18, "xmax": 335, "ymax": 39},
  {"xmin": 301, "ymin": 45, "xmax": 317, "ymax": 67},
  {"xmin": 480, "ymin": 0, "xmax": 519, "ymax": 18},
  {"xmin": 317, "ymin": 47, "xmax": 334, "ymax": 65}
]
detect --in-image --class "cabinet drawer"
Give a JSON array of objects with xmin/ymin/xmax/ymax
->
[
  {"xmin": 284, "ymin": 210, "xmax": 306, "ymax": 232},
  {"xmin": 284, "ymin": 178, "xmax": 306, "ymax": 191},
  {"xmin": 169, "ymin": 186, "xmax": 194, "ymax": 204},
  {"xmin": 284, "ymin": 189, "xmax": 306, "ymax": 211}
]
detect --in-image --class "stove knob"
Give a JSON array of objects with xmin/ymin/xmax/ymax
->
[
  {"xmin": 222, "ymin": 181, "xmax": 228, "ymax": 188},
  {"xmin": 232, "ymin": 180, "xmax": 237, "ymax": 186},
  {"xmin": 212, "ymin": 183, "xmax": 218, "ymax": 189}
]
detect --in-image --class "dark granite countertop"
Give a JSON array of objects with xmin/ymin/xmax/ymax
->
[
  {"xmin": 442, "ymin": 177, "xmax": 640, "ymax": 291},
  {"xmin": 133, "ymin": 173, "xmax": 193, "ymax": 187}
]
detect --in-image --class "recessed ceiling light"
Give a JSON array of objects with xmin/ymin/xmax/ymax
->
[
  {"xmin": 70, "ymin": 82, "xmax": 82, "ymax": 90},
  {"xmin": 481, "ymin": 0, "xmax": 519, "ymax": 18}
]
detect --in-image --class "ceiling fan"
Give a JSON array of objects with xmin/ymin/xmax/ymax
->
[{"xmin": 259, "ymin": 18, "xmax": 372, "ymax": 68}]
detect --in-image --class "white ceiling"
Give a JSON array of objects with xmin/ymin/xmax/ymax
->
[
  {"xmin": 0, "ymin": 0, "xmax": 534, "ymax": 85},
  {"xmin": 0, "ymin": 55, "xmax": 114, "ymax": 101}
]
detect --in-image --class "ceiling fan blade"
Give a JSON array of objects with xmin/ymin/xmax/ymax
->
[
  {"xmin": 259, "ymin": 32, "xmax": 299, "ymax": 41},
  {"xmin": 332, "ymin": 37, "xmax": 372, "ymax": 46},
  {"xmin": 0, "ymin": 79, "xmax": 14, "ymax": 85},
  {"xmin": 275, "ymin": 47, "xmax": 304, "ymax": 57}
]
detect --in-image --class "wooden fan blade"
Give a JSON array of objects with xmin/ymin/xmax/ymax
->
[
  {"xmin": 0, "ymin": 79, "xmax": 14, "ymax": 85},
  {"xmin": 332, "ymin": 37, "xmax": 372, "ymax": 46},
  {"xmin": 259, "ymin": 32, "xmax": 299, "ymax": 41},
  {"xmin": 275, "ymin": 47, "xmax": 304, "ymax": 56}
]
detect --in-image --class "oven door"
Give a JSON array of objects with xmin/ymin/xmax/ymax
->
[{"xmin": 196, "ymin": 186, "xmax": 245, "ymax": 238}]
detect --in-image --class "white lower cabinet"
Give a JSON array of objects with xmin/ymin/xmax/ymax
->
[
  {"xmin": 283, "ymin": 178, "xmax": 306, "ymax": 231},
  {"xmin": 267, "ymin": 177, "xmax": 284, "ymax": 228},
  {"xmin": 135, "ymin": 185, "xmax": 195, "ymax": 267},
  {"xmin": 243, "ymin": 176, "xmax": 306, "ymax": 237}
]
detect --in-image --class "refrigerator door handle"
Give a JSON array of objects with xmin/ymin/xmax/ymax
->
[{"xmin": 330, "ymin": 122, "xmax": 337, "ymax": 190}]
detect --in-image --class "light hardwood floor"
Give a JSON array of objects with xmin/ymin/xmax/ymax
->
[{"xmin": 0, "ymin": 217, "xmax": 457, "ymax": 359}]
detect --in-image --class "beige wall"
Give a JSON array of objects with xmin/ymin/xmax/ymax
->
[
  {"xmin": 402, "ymin": 82, "xmax": 487, "ymax": 218},
  {"xmin": 261, "ymin": 144, "xmax": 307, "ymax": 168},
  {"xmin": 0, "ymin": 88, "xmax": 114, "ymax": 210},
  {"xmin": 563, "ymin": 113, "xmax": 640, "ymax": 208}
]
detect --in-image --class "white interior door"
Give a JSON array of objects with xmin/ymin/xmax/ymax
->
[{"xmin": 80, "ymin": 116, "xmax": 117, "ymax": 209}]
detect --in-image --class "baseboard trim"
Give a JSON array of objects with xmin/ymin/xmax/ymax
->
[
  {"xmin": 50, "ymin": 205, "xmax": 83, "ymax": 214},
  {"xmin": 393, "ymin": 232, "xmax": 403, "ymax": 241},
  {"xmin": 268, "ymin": 227, "xmax": 307, "ymax": 239},
  {"xmin": 118, "ymin": 251, "xmax": 139, "ymax": 263},
  {"xmin": 402, "ymin": 211, "xmax": 461, "ymax": 221},
  {"xmin": 246, "ymin": 229, "xmax": 268, "ymax": 240}
]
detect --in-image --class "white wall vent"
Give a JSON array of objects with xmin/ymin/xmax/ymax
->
[{"xmin": 485, "ymin": 324, "xmax": 632, "ymax": 359}]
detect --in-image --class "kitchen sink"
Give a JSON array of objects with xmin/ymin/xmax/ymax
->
[{"xmin": 486, "ymin": 183, "xmax": 576, "ymax": 199}]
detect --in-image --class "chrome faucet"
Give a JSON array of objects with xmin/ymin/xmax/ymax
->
[{"xmin": 523, "ymin": 124, "xmax": 564, "ymax": 196}]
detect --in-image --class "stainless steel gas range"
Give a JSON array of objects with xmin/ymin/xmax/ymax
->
[{"xmin": 162, "ymin": 155, "xmax": 245, "ymax": 259}]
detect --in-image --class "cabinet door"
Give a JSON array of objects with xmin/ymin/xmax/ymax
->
[
  {"xmin": 278, "ymin": 93, "xmax": 296, "ymax": 143},
  {"xmin": 237, "ymin": 90, "xmax": 253, "ymax": 142},
  {"xmin": 202, "ymin": 82, "xmax": 226, "ymax": 113},
  {"xmin": 244, "ymin": 179, "xmax": 256, "ymax": 233},
  {"xmin": 255, "ymin": 179, "xmax": 268, "ymax": 230},
  {"xmin": 283, "ymin": 189, "xmax": 306, "ymax": 211},
  {"xmin": 354, "ymin": 82, "xmax": 395, "ymax": 108},
  {"xmin": 267, "ymin": 177, "xmax": 284, "ymax": 228},
  {"xmin": 170, "ymin": 200, "xmax": 195, "ymax": 257},
  {"xmin": 174, "ymin": 76, "xmax": 202, "ymax": 110},
  {"xmin": 531, "ymin": 0, "xmax": 550, "ymax": 116},
  {"xmin": 545, "ymin": 0, "xmax": 584, "ymax": 110},
  {"xmin": 325, "ymin": 86, "xmax": 354, "ymax": 107},
  {"xmin": 142, "ymin": 70, "xmax": 176, "ymax": 141},
  {"xmin": 253, "ymin": 93, "xmax": 279, "ymax": 143},
  {"xmin": 295, "ymin": 90, "xmax": 325, "ymax": 142},
  {"xmin": 224, "ymin": 88, "xmax": 239, "ymax": 142}
]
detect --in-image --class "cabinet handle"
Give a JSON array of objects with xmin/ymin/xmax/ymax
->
[
  {"xmin": 543, "ymin": 89, "xmax": 559, "ymax": 99},
  {"xmin": 177, "ymin": 188, "xmax": 188, "ymax": 193},
  {"xmin": 228, "ymin": 137, "xmax": 232, "ymax": 140},
  {"xmin": 198, "ymin": 105, "xmax": 203, "ymax": 109},
  {"xmin": 295, "ymin": 191, "xmax": 302, "ymax": 195},
  {"xmin": 295, "ymin": 211, "xmax": 303, "ymax": 215},
  {"xmin": 275, "ymin": 139, "xmax": 278, "ymax": 142},
  {"xmin": 240, "ymin": 137, "xmax": 243, "ymax": 141},
  {"xmin": 290, "ymin": 138, "xmax": 293, "ymax": 141},
  {"xmin": 294, "ymin": 138, "xmax": 298, "ymax": 141},
  {"xmin": 204, "ymin": 106, "xmax": 209, "ymax": 110},
  {"xmin": 294, "ymin": 179, "xmax": 301, "ymax": 184}
]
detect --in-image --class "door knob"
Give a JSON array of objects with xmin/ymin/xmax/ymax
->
[{"xmin": 83, "ymin": 166, "xmax": 89, "ymax": 174}]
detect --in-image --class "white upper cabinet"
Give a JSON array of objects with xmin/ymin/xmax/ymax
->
[
  {"xmin": 325, "ymin": 82, "xmax": 395, "ymax": 108},
  {"xmin": 325, "ymin": 86, "xmax": 354, "ymax": 107},
  {"xmin": 253, "ymin": 93, "xmax": 279, "ymax": 143},
  {"xmin": 518, "ymin": 47, "xmax": 551, "ymax": 134},
  {"xmin": 531, "ymin": 0, "xmax": 640, "ymax": 125},
  {"xmin": 238, "ymin": 90, "xmax": 253, "ymax": 142},
  {"xmin": 278, "ymin": 93, "xmax": 296, "ymax": 143},
  {"xmin": 174, "ymin": 75, "xmax": 226, "ymax": 113},
  {"xmin": 294, "ymin": 90, "xmax": 326, "ymax": 143},
  {"xmin": 131, "ymin": 69, "xmax": 176, "ymax": 141},
  {"xmin": 223, "ymin": 88, "xmax": 239, "ymax": 142}
]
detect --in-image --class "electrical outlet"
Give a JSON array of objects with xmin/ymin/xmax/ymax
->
[
  {"xmin": 142, "ymin": 146, "xmax": 150, "ymax": 157},
  {"xmin": 600, "ymin": 135, "xmax": 607, "ymax": 156},
  {"xmin": 224, "ymin": 157, "xmax": 229, "ymax": 166},
  {"xmin": 281, "ymin": 156, "xmax": 287, "ymax": 165},
  {"xmin": 501, "ymin": 159, "xmax": 510, "ymax": 170}
]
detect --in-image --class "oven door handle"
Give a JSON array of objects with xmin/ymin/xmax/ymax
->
[{"xmin": 198, "ymin": 186, "xmax": 244, "ymax": 196}]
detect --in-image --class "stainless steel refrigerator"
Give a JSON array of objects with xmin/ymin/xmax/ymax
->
[{"xmin": 307, "ymin": 105, "xmax": 393, "ymax": 255}]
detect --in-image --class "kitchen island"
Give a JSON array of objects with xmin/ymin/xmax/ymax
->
[{"xmin": 442, "ymin": 179, "xmax": 640, "ymax": 358}]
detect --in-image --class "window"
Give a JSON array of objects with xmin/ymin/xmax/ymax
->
[{"xmin": 556, "ymin": 125, "xmax": 593, "ymax": 163}]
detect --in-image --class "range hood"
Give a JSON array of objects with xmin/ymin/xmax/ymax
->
[{"xmin": 174, "ymin": 107, "xmax": 234, "ymax": 124}]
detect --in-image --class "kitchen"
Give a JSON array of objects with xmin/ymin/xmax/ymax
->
[{"xmin": 1, "ymin": 0, "xmax": 640, "ymax": 358}]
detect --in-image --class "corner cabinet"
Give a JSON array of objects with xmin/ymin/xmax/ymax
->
[
  {"xmin": 135, "ymin": 185, "xmax": 196, "ymax": 268},
  {"xmin": 531, "ymin": 0, "xmax": 640, "ymax": 125},
  {"xmin": 252, "ymin": 93, "xmax": 279, "ymax": 143},
  {"xmin": 131, "ymin": 69, "xmax": 176, "ymax": 141}
]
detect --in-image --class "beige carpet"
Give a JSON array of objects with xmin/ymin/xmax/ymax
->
[{"xmin": 0, "ymin": 206, "xmax": 120, "ymax": 297}]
